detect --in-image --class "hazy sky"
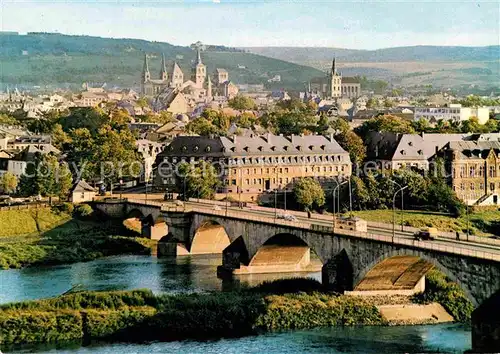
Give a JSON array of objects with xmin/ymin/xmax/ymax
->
[{"xmin": 1, "ymin": 0, "xmax": 499, "ymax": 49}]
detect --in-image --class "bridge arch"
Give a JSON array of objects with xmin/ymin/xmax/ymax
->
[
  {"xmin": 190, "ymin": 219, "xmax": 231, "ymax": 254},
  {"xmin": 235, "ymin": 232, "xmax": 323, "ymax": 275},
  {"xmin": 353, "ymin": 250, "xmax": 477, "ymax": 304},
  {"xmin": 126, "ymin": 208, "xmax": 146, "ymax": 220}
]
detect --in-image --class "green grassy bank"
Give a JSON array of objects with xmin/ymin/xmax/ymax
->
[
  {"xmin": 0, "ymin": 205, "xmax": 156, "ymax": 270},
  {"xmin": 352, "ymin": 209, "xmax": 500, "ymax": 236},
  {"xmin": 0, "ymin": 281, "xmax": 385, "ymax": 348}
]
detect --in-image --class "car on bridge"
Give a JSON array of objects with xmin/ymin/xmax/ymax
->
[
  {"xmin": 277, "ymin": 214, "xmax": 298, "ymax": 222},
  {"xmin": 414, "ymin": 227, "xmax": 438, "ymax": 241}
]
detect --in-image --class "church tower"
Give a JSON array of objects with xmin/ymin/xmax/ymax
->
[
  {"xmin": 142, "ymin": 54, "xmax": 151, "ymax": 83},
  {"xmin": 328, "ymin": 57, "xmax": 342, "ymax": 98},
  {"xmin": 192, "ymin": 49, "xmax": 206, "ymax": 89},
  {"xmin": 170, "ymin": 62, "xmax": 184, "ymax": 88},
  {"xmin": 206, "ymin": 75, "xmax": 213, "ymax": 100},
  {"xmin": 159, "ymin": 53, "xmax": 168, "ymax": 82}
]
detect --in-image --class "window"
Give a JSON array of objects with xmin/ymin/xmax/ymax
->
[
  {"xmin": 469, "ymin": 166, "xmax": 475, "ymax": 177},
  {"xmin": 470, "ymin": 183, "xmax": 475, "ymax": 191},
  {"xmin": 460, "ymin": 183, "xmax": 465, "ymax": 191},
  {"xmin": 460, "ymin": 166, "xmax": 466, "ymax": 178},
  {"xmin": 479, "ymin": 165, "xmax": 484, "ymax": 177},
  {"xmin": 245, "ymin": 179, "xmax": 249, "ymax": 185},
  {"xmin": 480, "ymin": 183, "xmax": 485, "ymax": 190},
  {"xmin": 490, "ymin": 166, "xmax": 496, "ymax": 178},
  {"xmin": 491, "ymin": 183, "xmax": 495, "ymax": 191},
  {"xmin": 284, "ymin": 168, "xmax": 289, "ymax": 173}
]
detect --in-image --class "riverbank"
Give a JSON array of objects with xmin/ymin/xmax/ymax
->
[
  {"xmin": 0, "ymin": 283, "xmax": 385, "ymax": 349},
  {"xmin": 0, "ymin": 205, "xmax": 156, "ymax": 270},
  {"xmin": 0, "ymin": 275, "xmax": 472, "ymax": 349}
]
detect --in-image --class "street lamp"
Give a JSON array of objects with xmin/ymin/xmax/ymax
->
[
  {"xmin": 274, "ymin": 188, "xmax": 278, "ymax": 221},
  {"xmin": 333, "ymin": 180, "xmax": 348, "ymax": 232},
  {"xmin": 390, "ymin": 181, "xmax": 408, "ymax": 243}
]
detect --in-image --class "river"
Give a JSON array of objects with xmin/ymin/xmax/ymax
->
[{"xmin": 0, "ymin": 255, "xmax": 471, "ymax": 353}]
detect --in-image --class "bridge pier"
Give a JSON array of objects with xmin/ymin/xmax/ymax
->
[
  {"xmin": 322, "ymin": 250, "xmax": 354, "ymax": 292},
  {"xmin": 471, "ymin": 290, "xmax": 500, "ymax": 352}
]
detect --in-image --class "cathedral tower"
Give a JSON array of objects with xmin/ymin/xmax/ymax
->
[
  {"xmin": 159, "ymin": 53, "xmax": 168, "ymax": 81},
  {"xmin": 192, "ymin": 49, "xmax": 206, "ymax": 89},
  {"xmin": 328, "ymin": 57, "xmax": 342, "ymax": 98},
  {"xmin": 142, "ymin": 54, "xmax": 151, "ymax": 83}
]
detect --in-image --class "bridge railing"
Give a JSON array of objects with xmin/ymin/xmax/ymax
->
[{"xmin": 95, "ymin": 199, "xmax": 500, "ymax": 261}]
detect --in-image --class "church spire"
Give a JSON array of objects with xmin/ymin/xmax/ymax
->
[
  {"xmin": 143, "ymin": 54, "xmax": 150, "ymax": 82},
  {"xmin": 331, "ymin": 57, "xmax": 336, "ymax": 75},
  {"xmin": 196, "ymin": 48, "xmax": 202, "ymax": 65},
  {"xmin": 160, "ymin": 53, "xmax": 168, "ymax": 81}
]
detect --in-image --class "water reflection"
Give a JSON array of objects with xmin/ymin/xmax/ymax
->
[
  {"xmin": 9, "ymin": 324, "xmax": 470, "ymax": 354},
  {"xmin": 0, "ymin": 254, "xmax": 321, "ymax": 304}
]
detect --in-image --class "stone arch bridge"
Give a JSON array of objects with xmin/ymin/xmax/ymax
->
[{"xmin": 94, "ymin": 199, "xmax": 500, "ymax": 351}]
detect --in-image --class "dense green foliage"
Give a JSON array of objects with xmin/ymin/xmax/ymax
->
[
  {"xmin": 0, "ymin": 284, "xmax": 385, "ymax": 346},
  {"xmin": 293, "ymin": 178, "xmax": 325, "ymax": 211},
  {"xmin": 176, "ymin": 161, "xmax": 220, "ymax": 200},
  {"xmin": 228, "ymin": 95, "xmax": 257, "ymax": 110},
  {"xmin": 414, "ymin": 269, "xmax": 474, "ymax": 323},
  {"xmin": 18, "ymin": 154, "xmax": 72, "ymax": 199},
  {"xmin": 256, "ymin": 293, "xmax": 385, "ymax": 330},
  {"xmin": 0, "ymin": 172, "xmax": 18, "ymax": 194},
  {"xmin": 347, "ymin": 169, "xmax": 464, "ymax": 217}
]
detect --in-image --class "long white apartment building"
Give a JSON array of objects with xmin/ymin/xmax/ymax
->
[{"xmin": 414, "ymin": 104, "xmax": 490, "ymax": 124}]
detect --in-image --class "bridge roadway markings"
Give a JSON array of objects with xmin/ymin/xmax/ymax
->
[{"xmin": 183, "ymin": 201, "xmax": 500, "ymax": 257}]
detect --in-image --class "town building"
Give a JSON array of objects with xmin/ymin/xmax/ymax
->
[
  {"xmin": 69, "ymin": 180, "xmax": 97, "ymax": 203},
  {"xmin": 414, "ymin": 104, "xmax": 490, "ymax": 124},
  {"xmin": 153, "ymin": 133, "xmax": 351, "ymax": 199},
  {"xmin": 437, "ymin": 141, "xmax": 500, "ymax": 206},
  {"xmin": 366, "ymin": 132, "xmax": 500, "ymax": 171},
  {"xmin": 140, "ymin": 50, "xmax": 238, "ymax": 104},
  {"xmin": 308, "ymin": 58, "xmax": 361, "ymax": 99}
]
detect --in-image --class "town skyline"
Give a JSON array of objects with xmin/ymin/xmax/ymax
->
[{"xmin": 1, "ymin": 0, "xmax": 498, "ymax": 49}]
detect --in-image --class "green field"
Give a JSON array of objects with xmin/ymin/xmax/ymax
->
[
  {"xmin": 0, "ymin": 207, "xmax": 155, "ymax": 269},
  {"xmin": 351, "ymin": 209, "xmax": 500, "ymax": 236},
  {"xmin": 0, "ymin": 208, "xmax": 71, "ymax": 238}
]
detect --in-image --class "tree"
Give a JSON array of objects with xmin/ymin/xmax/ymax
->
[
  {"xmin": 335, "ymin": 130, "xmax": 366, "ymax": 165},
  {"xmin": 228, "ymin": 95, "xmax": 257, "ymax": 110},
  {"xmin": 0, "ymin": 113, "xmax": 18, "ymax": 125},
  {"xmin": 0, "ymin": 172, "xmax": 18, "ymax": 195},
  {"xmin": 351, "ymin": 176, "xmax": 370, "ymax": 210},
  {"xmin": 176, "ymin": 161, "xmax": 220, "ymax": 200},
  {"xmin": 356, "ymin": 114, "xmax": 415, "ymax": 141},
  {"xmin": 51, "ymin": 123, "xmax": 71, "ymax": 150},
  {"xmin": 18, "ymin": 153, "xmax": 72, "ymax": 199},
  {"xmin": 366, "ymin": 98, "xmax": 377, "ymax": 109},
  {"xmin": 293, "ymin": 178, "xmax": 325, "ymax": 211},
  {"xmin": 384, "ymin": 98, "xmax": 395, "ymax": 108}
]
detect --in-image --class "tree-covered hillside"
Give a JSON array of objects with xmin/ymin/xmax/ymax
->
[{"xmin": 0, "ymin": 33, "xmax": 324, "ymax": 90}]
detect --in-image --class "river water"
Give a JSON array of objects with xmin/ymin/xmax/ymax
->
[{"xmin": 0, "ymin": 255, "xmax": 471, "ymax": 353}]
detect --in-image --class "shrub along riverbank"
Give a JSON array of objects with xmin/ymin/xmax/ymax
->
[
  {"xmin": 0, "ymin": 274, "xmax": 474, "ymax": 349},
  {"xmin": 0, "ymin": 282, "xmax": 386, "ymax": 348},
  {"xmin": 413, "ymin": 269, "xmax": 474, "ymax": 323},
  {"xmin": 0, "ymin": 205, "xmax": 156, "ymax": 269}
]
